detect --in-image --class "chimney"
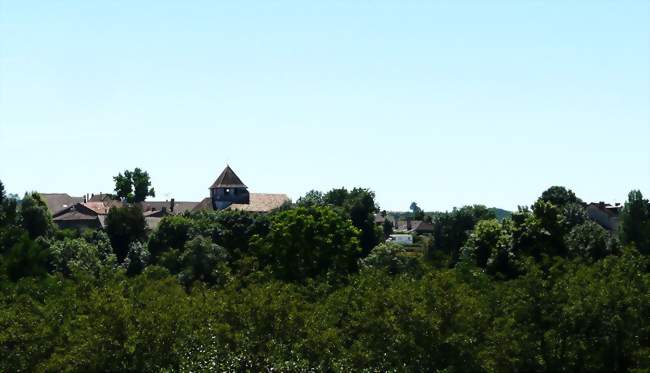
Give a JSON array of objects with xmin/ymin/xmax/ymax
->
[{"xmin": 170, "ymin": 198, "xmax": 175, "ymax": 213}]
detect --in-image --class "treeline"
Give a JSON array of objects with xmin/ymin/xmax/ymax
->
[{"xmin": 0, "ymin": 180, "xmax": 649, "ymax": 371}]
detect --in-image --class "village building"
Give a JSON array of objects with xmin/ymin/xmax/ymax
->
[
  {"xmin": 587, "ymin": 202, "xmax": 622, "ymax": 231},
  {"xmin": 43, "ymin": 166, "xmax": 290, "ymax": 230}
]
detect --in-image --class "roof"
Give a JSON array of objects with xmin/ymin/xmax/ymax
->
[
  {"xmin": 229, "ymin": 193, "xmax": 290, "ymax": 212},
  {"xmin": 140, "ymin": 200, "xmax": 199, "ymax": 215},
  {"xmin": 587, "ymin": 202, "xmax": 622, "ymax": 217},
  {"xmin": 82, "ymin": 202, "xmax": 111, "ymax": 215},
  {"xmin": 40, "ymin": 193, "xmax": 84, "ymax": 215},
  {"xmin": 210, "ymin": 166, "xmax": 247, "ymax": 189},
  {"xmin": 411, "ymin": 220, "xmax": 434, "ymax": 233},
  {"xmin": 193, "ymin": 193, "xmax": 290, "ymax": 213},
  {"xmin": 52, "ymin": 210, "xmax": 99, "ymax": 221}
]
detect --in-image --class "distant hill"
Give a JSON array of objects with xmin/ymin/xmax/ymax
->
[{"xmin": 488, "ymin": 207, "xmax": 512, "ymax": 221}]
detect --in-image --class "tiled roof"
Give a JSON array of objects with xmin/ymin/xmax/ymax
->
[
  {"xmin": 53, "ymin": 210, "xmax": 100, "ymax": 221},
  {"xmin": 229, "ymin": 193, "xmax": 290, "ymax": 212},
  {"xmin": 210, "ymin": 166, "xmax": 247, "ymax": 189},
  {"xmin": 192, "ymin": 193, "xmax": 290, "ymax": 213},
  {"xmin": 40, "ymin": 193, "xmax": 84, "ymax": 215}
]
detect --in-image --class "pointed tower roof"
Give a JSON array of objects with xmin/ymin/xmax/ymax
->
[{"xmin": 210, "ymin": 165, "xmax": 247, "ymax": 189}]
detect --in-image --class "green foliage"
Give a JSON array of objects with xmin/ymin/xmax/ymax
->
[
  {"xmin": 20, "ymin": 192, "xmax": 54, "ymax": 239},
  {"xmin": 178, "ymin": 236, "xmax": 230, "ymax": 286},
  {"xmin": 359, "ymin": 242, "xmax": 420, "ymax": 275},
  {"xmin": 3, "ymin": 234, "xmax": 49, "ymax": 281},
  {"xmin": 113, "ymin": 168, "xmax": 155, "ymax": 203},
  {"xmin": 539, "ymin": 185, "xmax": 584, "ymax": 207},
  {"xmin": 48, "ymin": 237, "xmax": 107, "ymax": 276},
  {"xmin": 106, "ymin": 204, "xmax": 146, "ymax": 262},
  {"xmin": 1, "ymin": 184, "xmax": 649, "ymax": 371},
  {"xmin": 565, "ymin": 221, "xmax": 611, "ymax": 260},
  {"xmin": 430, "ymin": 204, "xmax": 495, "ymax": 264},
  {"xmin": 323, "ymin": 187, "xmax": 382, "ymax": 255},
  {"xmin": 147, "ymin": 215, "xmax": 196, "ymax": 260},
  {"xmin": 251, "ymin": 205, "xmax": 361, "ymax": 281},
  {"xmin": 382, "ymin": 218, "xmax": 393, "ymax": 238},
  {"xmin": 123, "ymin": 241, "xmax": 151, "ymax": 276},
  {"xmin": 619, "ymin": 190, "xmax": 650, "ymax": 254}
]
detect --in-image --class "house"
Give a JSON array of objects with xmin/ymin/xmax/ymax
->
[
  {"xmin": 192, "ymin": 166, "xmax": 290, "ymax": 213},
  {"xmin": 394, "ymin": 219, "xmax": 434, "ymax": 234},
  {"xmin": 388, "ymin": 234, "xmax": 413, "ymax": 245},
  {"xmin": 39, "ymin": 193, "xmax": 84, "ymax": 215},
  {"xmin": 52, "ymin": 202, "xmax": 109, "ymax": 230},
  {"xmin": 587, "ymin": 202, "xmax": 622, "ymax": 231},
  {"xmin": 44, "ymin": 165, "xmax": 289, "ymax": 230}
]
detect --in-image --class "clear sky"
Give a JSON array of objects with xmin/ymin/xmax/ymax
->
[{"xmin": 1, "ymin": 1, "xmax": 648, "ymax": 211}]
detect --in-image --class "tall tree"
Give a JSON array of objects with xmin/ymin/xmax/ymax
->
[
  {"xmin": 619, "ymin": 190, "xmax": 650, "ymax": 254},
  {"xmin": 410, "ymin": 202, "xmax": 425, "ymax": 220},
  {"xmin": 538, "ymin": 186, "xmax": 584, "ymax": 207},
  {"xmin": 105, "ymin": 204, "xmax": 147, "ymax": 262},
  {"xmin": 19, "ymin": 192, "xmax": 54, "ymax": 239},
  {"xmin": 113, "ymin": 168, "xmax": 155, "ymax": 203},
  {"xmin": 323, "ymin": 187, "xmax": 381, "ymax": 255},
  {"xmin": 251, "ymin": 205, "xmax": 361, "ymax": 281}
]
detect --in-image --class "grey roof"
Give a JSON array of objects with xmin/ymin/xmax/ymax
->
[
  {"xmin": 210, "ymin": 166, "xmax": 247, "ymax": 189},
  {"xmin": 40, "ymin": 193, "xmax": 84, "ymax": 215},
  {"xmin": 140, "ymin": 200, "xmax": 199, "ymax": 215}
]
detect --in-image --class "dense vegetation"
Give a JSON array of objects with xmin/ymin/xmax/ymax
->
[{"xmin": 1, "ymin": 179, "xmax": 649, "ymax": 372}]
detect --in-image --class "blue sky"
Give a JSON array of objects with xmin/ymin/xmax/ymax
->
[{"xmin": 1, "ymin": 1, "xmax": 648, "ymax": 211}]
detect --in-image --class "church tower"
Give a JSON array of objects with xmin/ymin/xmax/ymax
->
[{"xmin": 209, "ymin": 165, "xmax": 250, "ymax": 210}]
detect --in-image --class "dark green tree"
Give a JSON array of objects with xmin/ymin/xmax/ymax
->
[
  {"xmin": 619, "ymin": 190, "xmax": 650, "ymax": 254},
  {"xmin": 430, "ymin": 205, "xmax": 495, "ymax": 264},
  {"xmin": 538, "ymin": 186, "xmax": 584, "ymax": 207},
  {"xmin": 410, "ymin": 202, "xmax": 425, "ymax": 220},
  {"xmin": 19, "ymin": 192, "xmax": 54, "ymax": 239},
  {"xmin": 105, "ymin": 204, "xmax": 146, "ymax": 262},
  {"xmin": 178, "ymin": 236, "xmax": 230, "ymax": 286},
  {"xmin": 113, "ymin": 168, "xmax": 155, "ymax": 203},
  {"xmin": 323, "ymin": 187, "xmax": 381, "ymax": 255},
  {"xmin": 382, "ymin": 218, "xmax": 393, "ymax": 238},
  {"xmin": 251, "ymin": 205, "xmax": 361, "ymax": 281},
  {"xmin": 3, "ymin": 234, "xmax": 49, "ymax": 281}
]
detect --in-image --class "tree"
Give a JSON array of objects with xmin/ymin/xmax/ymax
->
[
  {"xmin": 48, "ymin": 237, "xmax": 105, "ymax": 276},
  {"xmin": 178, "ymin": 236, "xmax": 230, "ymax": 286},
  {"xmin": 251, "ymin": 206, "xmax": 361, "ymax": 281},
  {"xmin": 538, "ymin": 186, "xmax": 584, "ymax": 208},
  {"xmin": 410, "ymin": 202, "xmax": 425, "ymax": 220},
  {"xmin": 106, "ymin": 204, "xmax": 147, "ymax": 262},
  {"xmin": 565, "ymin": 221, "xmax": 610, "ymax": 260},
  {"xmin": 296, "ymin": 190, "xmax": 323, "ymax": 206},
  {"xmin": 113, "ymin": 168, "xmax": 155, "ymax": 203},
  {"xmin": 619, "ymin": 190, "xmax": 650, "ymax": 254},
  {"xmin": 3, "ymin": 234, "xmax": 49, "ymax": 281},
  {"xmin": 147, "ymin": 215, "xmax": 197, "ymax": 261},
  {"xmin": 430, "ymin": 205, "xmax": 495, "ymax": 264},
  {"xmin": 359, "ymin": 242, "xmax": 420, "ymax": 275},
  {"xmin": 20, "ymin": 192, "xmax": 54, "ymax": 239},
  {"xmin": 0, "ymin": 180, "xmax": 5, "ymax": 205},
  {"xmin": 323, "ymin": 187, "xmax": 381, "ymax": 255},
  {"xmin": 461, "ymin": 219, "xmax": 505, "ymax": 268},
  {"xmin": 382, "ymin": 219, "xmax": 393, "ymax": 238},
  {"xmin": 123, "ymin": 241, "xmax": 151, "ymax": 276}
]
